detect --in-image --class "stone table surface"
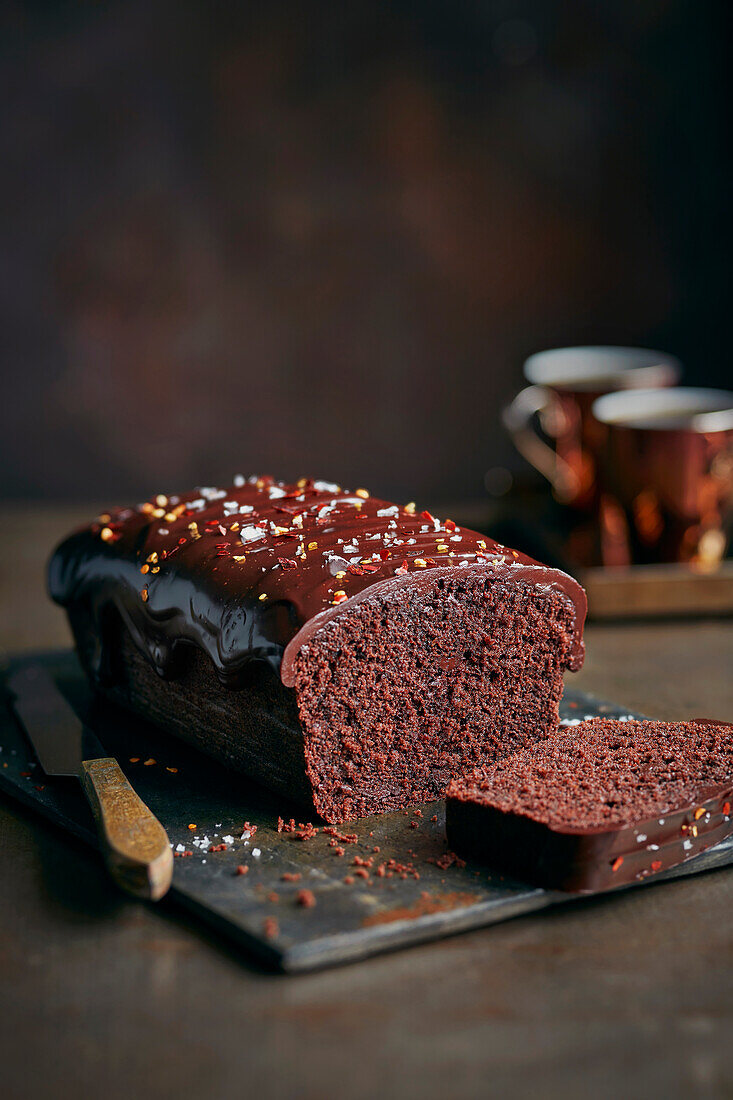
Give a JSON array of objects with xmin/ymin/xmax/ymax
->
[{"xmin": 1, "ymin": 505, "xmax": 731, "ymax": 1100}]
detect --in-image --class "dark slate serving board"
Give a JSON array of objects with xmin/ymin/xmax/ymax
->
[{"xmin": 1, "ymin": 651, "xmax": 731, "ymax": 972}]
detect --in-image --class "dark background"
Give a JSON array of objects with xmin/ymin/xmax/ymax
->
[{"xmin": 1, "ymin": 0, "xmax": 729, "ymax": 504}]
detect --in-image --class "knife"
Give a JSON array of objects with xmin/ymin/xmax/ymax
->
[{"xmin": 7, "ymin": 665, "xmax": 173, "ymax": 901}]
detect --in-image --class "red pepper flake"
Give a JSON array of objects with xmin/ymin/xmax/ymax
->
[
  {"xmin": 297, "ymin": 889, "xmax": 317, "ymax": 908},
  {"xmin": 333, "ymin": 846, "xmax": 345, "ymax": 857},
  {"xmin": 372, "ymin": 846, "xmax": 380, "ymax": 853},
  {"xmin": 129, "ymin": 757, "xmax": 140, "ymax": 763},
  {"xmin": 354, "ymin": 867, "xmax": 369, "ymax": 879},
  {"xmin": 611, "ymin": 856, "xmax": 624, "ymax": 872},
  {"xmin": 235, "ymin": 864, "xmax": 249, "ymax": 875},
  {"xmin": 343, "ymin": 876, "xmax": 355, "ymax": 885},
  {"xmin": 650, "ymin": 860, "xmax": 662, "ymax": 872},
  {"xmin": 267, "ymin": 891, "xmax": 279, "ymax": 903},
  {"xmin": 278, "ymin": 557, "xmax": 298, "ymax": 570},
  {"xmin": 143, "ymin": 757, "xmax": 156, "ymax": 766},
  {"xmin": 722, "ymin": 802, "xmax": 731, "ymax": 815},
  {"xmin": 420, "ymin": 510, "xmax": 435, "ymax": 522},
  {"xmin": 431, "ymin": 815, "xmax": 438, "ymax": 823},
  {"xmin": 395, "ymin": 560, "xmax": 409, "ymax": 575},
  {"xmin": 34, "ymin": 785, "xmax": 45, "ymax": 792},
  {"xmin": 242, "ymin": 822, "xmax": 258, "ymax": 837},
  {"xmin": 20, "ymin": 771, "xmax": 31, "ymax": 778},
  {"xmin": 445, "ymin": 519, "xmax": 456, "ymax": 533},
  {"xmin": 262, "ymin": 917, "xmax": 279, "ymax": 939},
  {"xmin": 281, "ymin": 872, "xmax": 301, "ymax": 882}
]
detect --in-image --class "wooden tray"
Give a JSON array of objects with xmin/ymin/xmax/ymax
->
[
  {"xmin": 1, "ymin": 650, "xmax": 731, "ymax": 972},
  {"xmin": 581, "ymin": 561, "xmax": 733, "ymax": 620}
]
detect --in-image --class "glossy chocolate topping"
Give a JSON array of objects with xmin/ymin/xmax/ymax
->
[{"xmin": 48, "ymin": 475, "xmax": 586, "ymax": 688}]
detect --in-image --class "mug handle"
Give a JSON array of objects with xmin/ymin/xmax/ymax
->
[{"xmin": 502, "ymin": 385, "xmax": 579, "ymax": 501}]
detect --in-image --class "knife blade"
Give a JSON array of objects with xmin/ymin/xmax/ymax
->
[{"xmin": 7, "ymin": 664, "xmax": 173, "ymax": 901}]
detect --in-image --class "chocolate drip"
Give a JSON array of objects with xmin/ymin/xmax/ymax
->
[{"xmin": 48, "ymin": 476, "xmax": 586, "ymax": 688}]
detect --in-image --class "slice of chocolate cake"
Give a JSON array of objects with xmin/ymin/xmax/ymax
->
[
  {"xmin": 446, "ymin": 718, "xmax": 733, "ymax": 892},
  {"xmin": 48, "ymin": 476, "xmax": 586, "ymax": 823}
]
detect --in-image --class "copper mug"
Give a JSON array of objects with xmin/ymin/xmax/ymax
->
[
  {"xmin": 503, "ymin": 347, "xmax": 681, "ymax": 510},
  {"xmin": 592, "ymin": 387, "xmax": 733, "ymax": 567}
]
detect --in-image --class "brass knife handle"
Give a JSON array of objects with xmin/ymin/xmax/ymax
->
[{"xmin": 80, "ymin": 757, "xmax": 173, "ymax": 901}]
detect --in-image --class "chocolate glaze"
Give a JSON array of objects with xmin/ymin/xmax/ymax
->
[
  {"xmin": 446, "ymin": 779, "xmax": 733, "ymax": 893},
  {"xmin": 48, "ymin": 475, "xmax": 586, "ymax": 689}
]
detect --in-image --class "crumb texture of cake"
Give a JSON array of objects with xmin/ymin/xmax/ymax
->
[
  {"xmin": 49, "ymin": 475, "xmax": 586, "ymax": 823},
  {"xmin": 293, "ymin": 570, "xmax": 577, "ymax": 820},
  {"xmin": 446, "ymin": 718, "xmax": 733, "ymax": 892}
]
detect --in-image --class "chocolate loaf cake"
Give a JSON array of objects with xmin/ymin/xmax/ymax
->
[
  {"xmin": 49, "ymin": 476, "xmax": 586, "ymax": 823},
  {"xmin": 446, "ymin": 718, "xmax": 733, "ymax": 892}
]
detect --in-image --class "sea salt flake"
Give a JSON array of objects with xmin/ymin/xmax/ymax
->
[
  {"xmin": 199, "ymin": 487, "xmax": 227, "ymax": 501},
  {"xmin": 240, "ymin": 525, "xmax": 266, "ymax": 544}
]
